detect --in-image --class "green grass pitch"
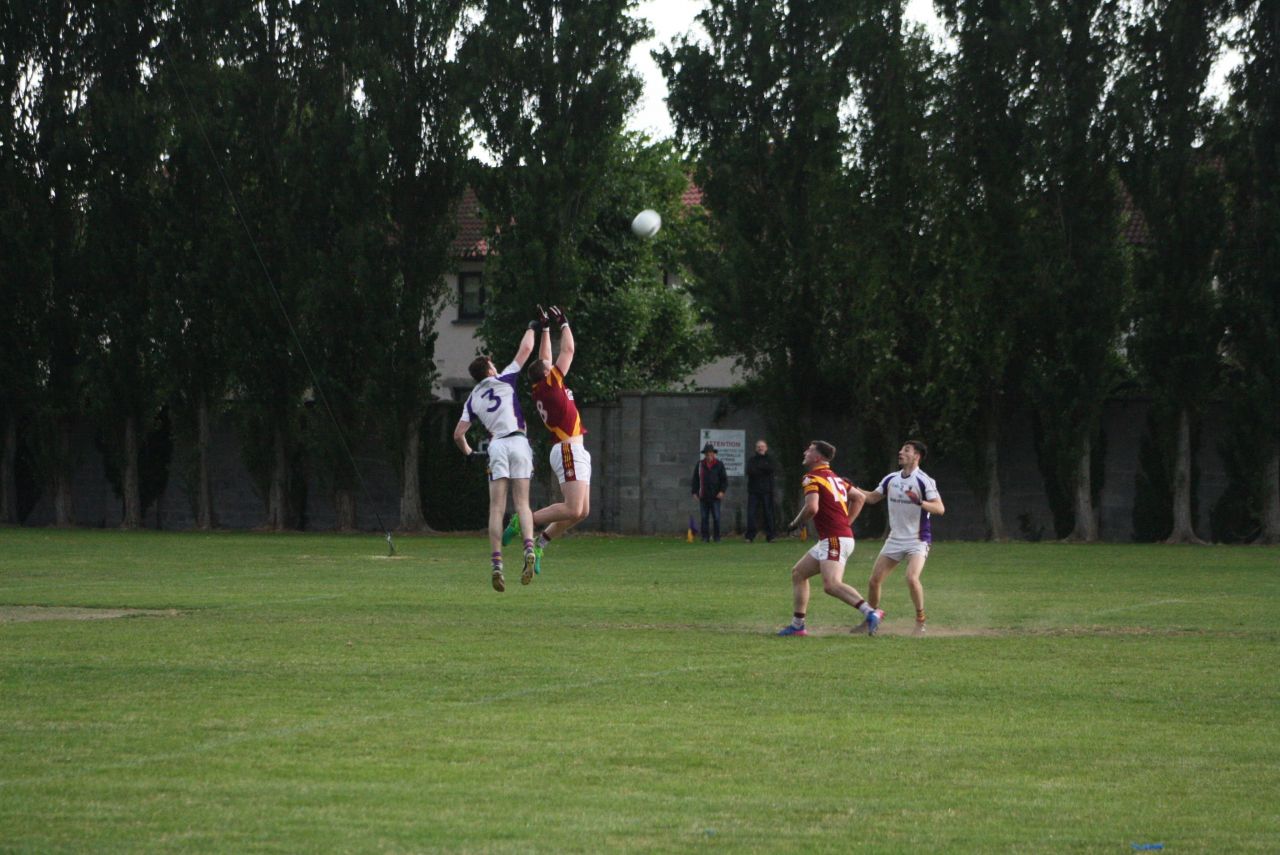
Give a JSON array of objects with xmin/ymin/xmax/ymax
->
[{"xmin": 2, "ymin": 529, "xmax": 1277, "ymax": 852}]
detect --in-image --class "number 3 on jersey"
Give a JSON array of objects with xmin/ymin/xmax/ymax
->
[{"xmin": 482, "ymin": 388, "xmax": 501, "ymax": 413}]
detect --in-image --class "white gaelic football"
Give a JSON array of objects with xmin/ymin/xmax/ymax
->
[{"xmin": 631, "ymin": 209, "xmax": 661, "ymax": 238}]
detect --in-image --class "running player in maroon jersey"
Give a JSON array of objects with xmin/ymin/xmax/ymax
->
[
  {"xmin": 501, "ymin": 305, "xmax": 591, "ymax": 574},
  {"xmin": 776, "ymin": 441, "xmax": 883, "ymax": 637}
]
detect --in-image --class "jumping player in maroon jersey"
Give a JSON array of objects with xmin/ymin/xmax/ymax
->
[{"xmin": 501, "ymin": 305, "xmax": 591, "ymax": 574}]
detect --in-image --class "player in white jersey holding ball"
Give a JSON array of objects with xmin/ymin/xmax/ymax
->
[
  {"xmin": 453, "ymin": 323, "xmax": 540, "ymax": 591},
  {"xmin": 857, "ymin": 440, "xmax": 945, "ymax": 634}
]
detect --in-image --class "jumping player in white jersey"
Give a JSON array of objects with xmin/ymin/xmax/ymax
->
[
  {"xmin": 857, "ymin": 440, "xmax": 945, "ymax": 634},
  {"xmin": 453, "ymin": 323, "xmax": 540, "ymax": 591}
]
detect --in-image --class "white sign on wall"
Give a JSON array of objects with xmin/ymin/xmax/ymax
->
[{"xmin": 699, "ymin": 429, "xmax": 746, "ymax": 476}]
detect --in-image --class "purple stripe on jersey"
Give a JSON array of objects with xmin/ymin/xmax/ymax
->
[
  {"xmin": 507, "ymin": 379, "xmax": 527, "ymax": 430},
  {"xmin": 499, "ymin": 372, "xmax": 519, "ymax": 383},
  {"xmin": 916, "ymin": 475, "xmax": 932, "ymax": 542},
  {"xmin": 879, "ymin": 474, "xmax": 893, "ymax": 494},
  {"xmin": 465, "ymin": 398, "xmax": 476, "ymax": 422}
]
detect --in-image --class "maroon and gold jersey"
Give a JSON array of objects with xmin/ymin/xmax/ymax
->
[
  {"xmin": 802, "ymin": 466, "xmax": 854, "ymax": 540},
  {"xmin": 531, "ymin": 366, "xmax": 586, "ymax": 442}
]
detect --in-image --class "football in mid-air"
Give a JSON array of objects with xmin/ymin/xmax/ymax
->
[{"xmin": 631, "ymin": 209, "xmax": 661, "ymax": 239}]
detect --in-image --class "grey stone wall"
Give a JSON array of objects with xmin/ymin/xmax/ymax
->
[{"xmin": 16, "ymin": 393, "xmax": 1233, "ymax": 542}]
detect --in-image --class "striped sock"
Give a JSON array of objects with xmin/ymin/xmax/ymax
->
[
  {"xmin": 491, "ymin": 551, "xmax": 502, "ymax": 569},
  {"xmin": 523, "ymin": 538, "xmax": 534, "ymax": 552},
  {"xmin": 537, "ymin": 532, "xmax": 553, "ymax": 549}
]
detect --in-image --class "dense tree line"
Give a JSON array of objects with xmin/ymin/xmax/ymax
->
[
  {"xmin": 663, "ymin": 0, "xmax": 1278, "ymax": 544},
  {"xmin": 0, "ymin": 0, "xmax": 696, "ymax": 532},
  {"xmin": 1, "ymin": 1, "xmax": 1276, "ymax": 543}
]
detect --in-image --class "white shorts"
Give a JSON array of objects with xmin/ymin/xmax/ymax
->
[
  {"xmin": 549, "ymin": 441, "xmax": 592, "ymax": 485},
  {"xmin": 488, "ymin": 434, "xmax": 533, "ymax": 481},
  {"xmin": 807, "ymin": 536, "xmax": 855, "ymax": 565},
  {"xmin": 879, "ymin": 539, "xmax": 931, "ymax": 563}
]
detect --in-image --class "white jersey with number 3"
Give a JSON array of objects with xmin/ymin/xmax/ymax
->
[{"xmin": 463, "ymin": 360, "xmax": 527, "ymax": 437}]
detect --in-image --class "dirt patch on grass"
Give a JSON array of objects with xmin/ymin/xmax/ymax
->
[
  {"xmin": 799, "ymin": 624, "xmax": 1003, "ymax": 638},
  {"xmin": 0, "ymin": 606, "xmax": 182, "ymax": 623}
]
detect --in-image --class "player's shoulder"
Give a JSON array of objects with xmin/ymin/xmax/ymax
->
[{"xmin": 916, "ymin": 468, "xmax": 938, "ymax": 486}]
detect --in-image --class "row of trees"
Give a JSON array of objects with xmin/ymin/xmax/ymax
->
[
  {"xmin": 660, "ymin": 0, "xmax": 1278, "ymax": 543},
  {"xmin": 1, "ymin": 1, "xmax": 1276, "ymax": 542},
  {"xmin": 0, "ymin": 0, "xmax": 702, "ymax": 532}
]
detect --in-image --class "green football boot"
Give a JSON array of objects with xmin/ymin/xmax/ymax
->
[{"xmin": 501, "ymin": 514, "xmax": 520, "ymax": 547}]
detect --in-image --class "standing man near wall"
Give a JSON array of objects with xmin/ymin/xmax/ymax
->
[
  {"xmin": 503, "ymin": 305, "xmax": 591, "ymax": 574},
  {"xmin": 857, "ymin": 440, "xmax": 945, "ymax": 634},
  {"xmin": 744, "ymin": 439, "xmax": 778, "ymax": 543},
  {"xmin": 691, "ymin": 443, "xmax": 728, "ymax": 542},
  {"xmin": 453, "ymin": 323, "xmax": 540, "ymax": 592}
]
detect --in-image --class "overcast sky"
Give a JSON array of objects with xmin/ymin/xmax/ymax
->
[
  {"xmin": 626, "ymin": 0, "xmax": 1237, "ymax": 140},
  {"xmin": 626, "ymin": 0, "xmax": 947, "ymax": 139}
]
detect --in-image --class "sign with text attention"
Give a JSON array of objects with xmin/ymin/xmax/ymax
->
[{"xmin": 699, "ymin": 429, "xmax": 746, "ymax": 476}]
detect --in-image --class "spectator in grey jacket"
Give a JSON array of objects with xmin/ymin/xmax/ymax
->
[{"xmin": 691, "ymin": 443, "xmax": 728, "ymax": 542}]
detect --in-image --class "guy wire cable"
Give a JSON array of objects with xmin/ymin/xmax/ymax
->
[{"xmin": 159, "ymin": 32, "xmax": 395, "ymax": 556}]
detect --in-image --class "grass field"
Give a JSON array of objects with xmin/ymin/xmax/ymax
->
[{"xmin": 1, "ymin": 529, "xmax": 1277, "ymax": 852}]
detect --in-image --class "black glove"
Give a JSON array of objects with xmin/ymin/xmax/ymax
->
[
  {"xmin": 785, "ymin": 520, "xmax": 801, "ymax": 535},
  {"xmin": 467, "ymin": 450, "xmax": 489, "ymax": 465},
  {"xmin": 548, "ymin": 305, "xmax": 568, "ymax": 329},
  {"xmin": 528, "ymin": 305, "xmax": 547, "ymax": 332}
]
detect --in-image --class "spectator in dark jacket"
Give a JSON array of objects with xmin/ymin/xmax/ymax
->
[
  {"xmin": 744, "ymin": 439, "xmax": 777, "ymax": 542},
  {"xmin": 691, "ymin": 443, "xmax": 728, "ymax": 542}
]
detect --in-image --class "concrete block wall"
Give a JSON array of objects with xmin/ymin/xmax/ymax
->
[{"xmin": 16, "ymin": 393, "xmax": 1235, "ymax": 542}]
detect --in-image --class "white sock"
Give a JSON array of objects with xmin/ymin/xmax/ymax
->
[
  {"xmin": 537, "ymin": 533, "xmax": 550, "ymax": 549},
  {"xmin": 858, "ymin": 602, "xmax": 873, "ymax": 616}
]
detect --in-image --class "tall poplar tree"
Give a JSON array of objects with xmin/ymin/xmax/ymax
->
[
  {"xmin": 80, "ymin": 0, "xmax": 165, "ymax": 529},
  {"xmin": 933, "ymin": 0, "xmax": 1037, "ymax": 540},
  {"xmin": 659, "ymin": 0, "xmax": 861, "ymax": 481},
  {"xmin": 1215, "ymin": 0, "xmax": 1280, "ymax": 543},
  {"xmin": 462, "ymin": 0, "xmax": 651, "ymax": 371},
  {"xmin": 153, "ymin": 0, "xmax": 245, "ymax": 530},
  {"xmin": 0, "ymin": 4, "xmax": 43, "ymax": 523},
  {"xmin": 840, "ymin": 1, "xmax": 948, "ymax": 487},
  {"xmin": 358, "ymin": 0, "xmax": 470, "ymax": 531},
  {"xmin": 1022, "ymin": 0, "xmax": 1128, "ymax": 541},
  {"xmin": 223, "ymin": 0, "xmax": 309, "ymax": 530},
  {"xmin": 25, "ymin": 0, "xmax": 94, "ymax": 526},
  {"xmin": 1116, "ymin": 0, "xmax": 1229, "ymax": 543}
]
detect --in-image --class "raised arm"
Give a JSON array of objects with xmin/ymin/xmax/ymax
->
[
  {"xmin": 549, "ymin": 305, "xmax": 574, "ymax": 375},
  {"xmin": 511, "ymin": 327, "xmax": 536, "ymax": 368},
  {"xmin": 539, "ymin": 327, "xmax": 552, "ymax": 364}
]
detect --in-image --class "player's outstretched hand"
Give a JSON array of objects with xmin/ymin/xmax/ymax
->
[
  {"xmin": 467, "ymin": 450, "xmax": 489, "ymax": 465},
  {"xmin": 549, "ymin": 305, "xmax": 568, "ymax": 329}
]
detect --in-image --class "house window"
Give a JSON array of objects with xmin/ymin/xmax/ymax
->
[{"xmin": 458, "ymin": 272, "xmax": 485, "ymax": 321}]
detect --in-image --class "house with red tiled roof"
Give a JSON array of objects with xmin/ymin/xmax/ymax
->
[{"xmin": 430, "ymin": 184, "xmax": 739, "ymax": 399}]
